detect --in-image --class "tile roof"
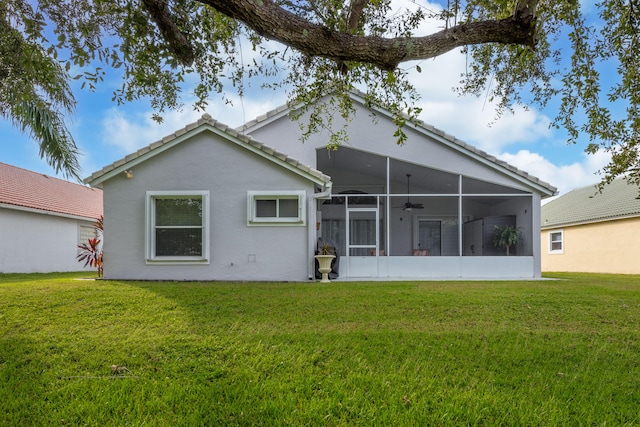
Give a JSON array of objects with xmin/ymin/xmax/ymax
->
[
  {"xmin": 238, "ymin": 90, "xmax": 557, "ymax": 196},
  {"xmin": 85, "ymin": 114, "xmax": 332, "ymax": 187},
  {"xmin": 0, "ymin": 162, "xmax": 103, "ymax": 220},
  {"xmin": 541, "ymin": 177, "xmax": 640, "ymax": 228}
]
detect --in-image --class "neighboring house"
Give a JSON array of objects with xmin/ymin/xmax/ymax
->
[
  {"xmin": 0, "ymin": 162, "xmax": 103, "ymax": 273},
  {"xmin": 85, "ymin": 92, "xmax": 556, "ymax": 281},
  {"xmin": 541, "ymin": 177, "xmax": 640, "ymax": 274}
]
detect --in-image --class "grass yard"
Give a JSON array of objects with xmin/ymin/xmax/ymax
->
[{"xmin": 1, "ymin": 272, "xmax": 640, "ymax": 426}]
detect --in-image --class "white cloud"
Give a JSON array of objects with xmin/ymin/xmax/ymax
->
[
  {"xmin": 419, "ymin": 98, "xmax": 552, "ymax": 153},
  {"xmin": 389, "ymin": 4, "xmax": 559, "ymax": 161},
  {"xmin": 213, "ymin": 92, "xmax": 289, "ymax": 127},
  {"xmin": 99, "ymin": 93, "xmax": 287, "ymax": 155},
  {"xmin": 498, "ymin": 149, "xmax": 611, "ymax": 196},
  {"xmin": 401, "ymin": 46, "xmax": 554, "ymax": 156},
  {"xmin": 100, "ymin": 107, "xmax": 202, "ymax": 153}
]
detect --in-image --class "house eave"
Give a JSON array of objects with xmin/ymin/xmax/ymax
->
[
  {"xmin": 85, "ymin": 119, "xmax": 332, "ymax": 188},
  {"xmin": 349, "ymin": 94, "xmax": 557, "ymax": 197},
  {"xmin": 238, "ymin": 91, "xmax": 557, "ymax": 197},
  {"xmin": 541, "ymin": 213, "xmax": 640, "ymax": 230},
  {"xmin": 236, "ymin": 104, "xmax": 291, "ymax": 134},
  {"xmin": 0, "ymin": 202, "xmax": 99, "ymax": 222}
]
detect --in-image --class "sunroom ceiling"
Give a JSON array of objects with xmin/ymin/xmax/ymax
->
[{"xmin": 316, "ymin": 147, "xmax": 519, "ymax": 195}]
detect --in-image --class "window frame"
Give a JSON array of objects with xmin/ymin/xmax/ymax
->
[
  {"xmin": 548, "ymin": 229, "xmax": 564, "ymax": 254},
  {"xmin": 247, "ymin": 190, "xmax": 306, "ymax": 226},
  {"xmin": 146, "ymin": 190, "xmax": 210, "ymax": 264}
]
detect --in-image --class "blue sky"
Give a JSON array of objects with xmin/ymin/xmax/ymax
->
[{"xmin": 1, "ymin": 0, "xmax": 614, "ymax": 197}]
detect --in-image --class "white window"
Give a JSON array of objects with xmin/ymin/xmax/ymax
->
[
  {"xmin": 247, "ymin": 191, "xmax": 306, "ymax": 225},
  {"xmin": 548, "ymin": 230, "xmax": 563, "ymax": 254},
  {"xmin": 146, "ymin": 191, "xmax": 209, "ymax": 263}
]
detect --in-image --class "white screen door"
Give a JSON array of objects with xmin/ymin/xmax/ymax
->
[{"xmin": 346, "ymin": 208, "xmax": 380, "ymax": 277}]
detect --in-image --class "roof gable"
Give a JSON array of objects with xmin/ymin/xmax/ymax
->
[
  {"xmin": 0, "ymin": 162, "xmax": 103, "ymax": 220},
  {"xmin": 542, "ymin": 178, "xmax": 640, "ymax": 228},
  {"xmin": 85, "ymin": 114, "xmax": 331, "ymax": 188},
  {"xmin": 238, "ymin": 91, "xmax": 557, "ymax": 197}
]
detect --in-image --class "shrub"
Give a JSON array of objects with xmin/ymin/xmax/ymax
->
[{"xmin": 77, "ymin": 216, "xmax": 103, "ymax": 277}]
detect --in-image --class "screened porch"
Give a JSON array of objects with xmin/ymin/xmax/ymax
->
[{"xmin": 315, "ymin": 147, "xmax": 537, "ymax": 279}]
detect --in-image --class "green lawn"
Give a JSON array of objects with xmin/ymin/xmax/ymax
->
[{"xmin": 1, "ymin": 272, "xmax": 640, "ymax": 425}]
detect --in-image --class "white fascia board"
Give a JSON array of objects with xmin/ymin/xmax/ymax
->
[
  {"xmin": 407, "ymin": 123, "xmax": 555, "ymax": 196},
  {"xmin": 86, "ymin": 124, "xmax": 330, "ymax": 188},
  {"xmin": 348, "ymin": 92, "xmax": 556, "ymax": 197},
  {"xmin": 541, "ymin": 213, "xmax": 640, "ymax": 230},
  {"xmin": 236, "ymin": 91, "xmax": 554, "ymax": 197},
  {"xmin": 207, "ymin": 125, "xmax": 331, "ymax": 187},
  {"xmin": 0, "ymin": 203, "xmax": 98, "ymax": 222},
  {"xmin": 426, "ymin": 131, "xmax": 555, "ymax": 196},
  {"xmin": 85, "ymin": 126, "xmax": 210, "ymax": 187}
]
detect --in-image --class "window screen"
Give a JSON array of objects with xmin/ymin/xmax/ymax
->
[
  {"xmin": 155, "ymin": 197, "xmax": 203, "ymax": 256},
  {"xmin": 247, "ymin": 191, "xmax": 305, "ymax": 225},
  {"xmin": 146, "ymin": 191, "xmax": 209, "ymax": 262},
  {"xmin": 549, "ymin": 230, "xmax": 563, "ymax": 253}
]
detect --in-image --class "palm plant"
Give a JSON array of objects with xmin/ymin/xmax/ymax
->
[
  {"xmin": 493, "ymin": 225, "xmax": 522, "ymax": 256},
  {"xmin": 1, "ymin": 7, "xmax": 80, "ymax": 180}
]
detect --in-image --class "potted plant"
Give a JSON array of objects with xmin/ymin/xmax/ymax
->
[
  {"xmin": 493, "ymin": 224, "xmax": 522, "ymax": 256},
  {"xmin": 315, "ymin": 242, "xmax": 336, "ymax": 283}
]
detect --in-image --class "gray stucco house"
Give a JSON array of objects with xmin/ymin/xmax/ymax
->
[{"xmin": 86, "ymin": 92, "xmax": 556, "ymax": 281}]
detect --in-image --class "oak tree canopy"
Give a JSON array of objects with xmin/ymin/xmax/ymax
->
[{"xmin": 2, "ymin": 0, "xmax": 638, "ymax": 189}]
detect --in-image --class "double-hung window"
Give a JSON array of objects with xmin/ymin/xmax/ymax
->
[
  {"xmin": 548, "ymin": 230, "xmax": 563, "ymax": 254},
  {"xmin": 146, "ymin": 191, "xmax": 209, "ymax": 263},
  {"xmin": 247, "ymin": 191, "xmax": 306, "ymax": 225}
]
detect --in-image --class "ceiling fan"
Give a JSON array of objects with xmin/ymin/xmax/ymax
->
[{"xmin": 401, "ymin": 174, "xmax": 423, "ymax": 211}]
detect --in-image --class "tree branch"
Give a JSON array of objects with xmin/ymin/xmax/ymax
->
[
  {"xmin": 347, "ymin": 0, "xmax": 369, "ymax": 33},
  {"xmin": 197, "ymin": 0, "xmax": 538, "ymax": 71},
  {"xmin": 142, "ymin": 0, "xmax": 195, "ymax": 66}
]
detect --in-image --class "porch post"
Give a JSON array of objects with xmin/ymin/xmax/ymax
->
[
  {"xmin": 386, "ymin": 156, "xmax": 390, "ymax": 256},
  {"xmin": 308, "ymin": 184, "xmax": 332, "ymax": 280},
  {"xmin": 531, "ymin": 193, "xmax": 542, "ymax": 278},
  {"xmin": 307, "ymin": 196, "xmax": 316, "ymax": 280},
  {"xmin": 344, "ymin": 199, "xmax": 349, "ymax": 277},
  {"xmin": 458, "ymin": 174, "xmax": 463, "ymax": 257}
]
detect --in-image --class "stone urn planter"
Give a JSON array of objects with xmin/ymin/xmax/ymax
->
[
  {"xmin": 314, "ymin": 254, "xmax": 336, "ymax": 283},
  {"xmin": 315, "ymin": 241, "xmax": 336, "ymax": 283}
]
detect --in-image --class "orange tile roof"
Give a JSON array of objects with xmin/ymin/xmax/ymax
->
[{"xmin": 0, "ymin": 162, "xmax": 103, "ymax": 220}]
